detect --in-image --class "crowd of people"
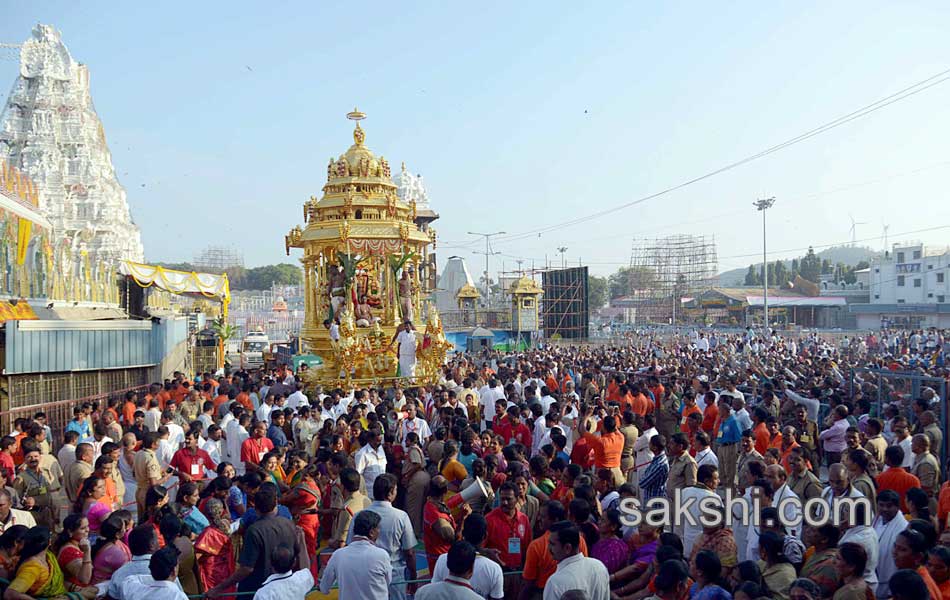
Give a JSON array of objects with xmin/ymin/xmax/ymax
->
[{"xmin": 0, "ymin": 325, "xmax": 949, "ymax": 600}]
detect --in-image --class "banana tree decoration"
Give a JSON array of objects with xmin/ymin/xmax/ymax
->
[
  {"xmin": 210, "ymin": 317, "xmax": 239, "ymax": 370},
  {"xmin": 331, "ymin": 252, "xmax": 362, "ymax": 320}
]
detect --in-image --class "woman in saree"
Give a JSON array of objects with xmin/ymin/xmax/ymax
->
[
  {"xmin": 284, "ymin": 451, "xmax": 309, "ymax": 488},
  {"xmin": 160, "ymin": 513, "xmax": 201, "ymax": 596},
  {"xmin": 90, "ymin": 513, "xmax": 130, "ymax": 584},
  {"xmin": 0, "ymin": 526, "xmax": 27, "ymax": 584},
  {"xmin": 139, "ymin": 485, "xmax": 171, "ymax": 547},
  {"xmin": 402, "ymin": 432, "xmax": 430, "ymax": 538},
  {"xmin": 437, "ymin": 441, "xmax": 467, "ymax": 494},
  {"xmin": 176, "ymin": 481, "xmax": 210, "ymax": 535},
  {"xmin": 281, "ymin": 463, "xmax": 320, "ymax": 572},
  {"xmin": 194, "ymin": 498, "xmax": 235, "ymax": 594},
  {"xmin": 5, "ymin": 527, "xmax": 97, "ymax": 600},
  {"xmin": 72, "ymin": 476, "xmax": 111, "ymax": 544},
  {"xmin": 258, "ymin": 452, "xmax": 289, "ymax": 494},
  {"xmin": 54, "ymin": 515, "xmax": 92, "ymax": 589}
]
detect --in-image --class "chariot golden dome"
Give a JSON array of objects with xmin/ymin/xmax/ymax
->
[{"xmin": 325, "ymin": 107, "xmax": 394, "ymax": 185}]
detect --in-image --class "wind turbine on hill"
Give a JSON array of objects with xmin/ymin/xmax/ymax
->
[{"xmin": 849, "ymin": 214, "xmax": 867, "ymax": 246}]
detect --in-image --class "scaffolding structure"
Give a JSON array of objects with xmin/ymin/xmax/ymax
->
[
  {"xmin": 193, "ymin": 245, "xmax": 244, "ymax": 271},
  {"xmin": 627, "ymin": 234, "xmax": 718, "ymax": 324},
  {"xmin": 541, "ymin": 266, "xmax": 590, "ymax": 339}
]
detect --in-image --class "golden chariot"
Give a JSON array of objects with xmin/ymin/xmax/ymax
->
[{"xmin": 285, "ymin": 109, "xmax": 451, "ymax": 390}]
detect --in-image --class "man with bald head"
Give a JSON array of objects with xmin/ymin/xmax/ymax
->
[
  {"xmin": 821, "ymin": 463, "xmax": 864, "ymax": 503},
  {"xmin": 910, "ymin": 433, "xmax": 939, "ymax": 513}
]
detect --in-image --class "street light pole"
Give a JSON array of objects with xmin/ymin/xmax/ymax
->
[
  {"xmin": 469, "ymin": 231, "xmax": 506, "ymax": 305},
  {"xmin": 753, "ymin": 197, "xmax": 776, "ymax": 332},
  {"xmin": 557, "ymin": 246, "xmax": 568, "ymax": 269}
]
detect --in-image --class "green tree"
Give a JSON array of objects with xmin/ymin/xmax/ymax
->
[
  {"xmin": 799, "ymin": 247, "xmax": 821, "ymax": 283},
  {"xmin": 744, "ymin": 264, "xmax": 759, "ymax": 286},
  {"xmin": 773, "ymin": 260, "xmax": 789, "ymax": 286},
  {"xmin": 588, "ymin": 275, "xmax": 608, "ymax": 308}
]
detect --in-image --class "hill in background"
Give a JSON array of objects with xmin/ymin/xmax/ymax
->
[{"xmin": 718, "ymin": 245, "xmax": 880, "ymax": 287}]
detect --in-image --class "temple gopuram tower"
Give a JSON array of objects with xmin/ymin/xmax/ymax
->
[
  {"xmin": 0, "ymin": 25, "xmax": 144, "ymax": 266},
  {"xmin": 286, "ymin": 109, "xmax": 441, "ymax": 386}
]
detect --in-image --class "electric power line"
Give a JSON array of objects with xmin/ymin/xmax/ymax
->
[{"xmin": 488, "ymin": 67, "xmax": 950, "ymax": 246}]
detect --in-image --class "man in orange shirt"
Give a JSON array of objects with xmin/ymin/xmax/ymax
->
[
  {"xmin": 680, "ymin": 393, "xmax": 702, "ymax": 433},
  {"xmin": 121, "ymin": 391, "xmax": 138, "ymax": 426},
  {"xmin": 156, "ymin": 384, "xmax": 172, "ymax": 411},
  {"xmin": 647, "ymin": 376, "xmax": 665, "ymax": 413},
  {"xmin": 700, "ymin": 392, "xmax": 718, "ymax": 434},
  {"xmin": 878, "ymin": 445, "xmax": 922, "ymax": 512},
  {"xmin": 751, "ymin": 407, "xmax": 771, "ymax": 455},
  {"xmin": 519, "ymin": 500, "xmax": 588, "ymax": 600},
  {"xmin": 766, "ymin": 418, "xmax": 783, "ymax": 450},
  {"xmin": 630, "ymin": 384, "xmax": 651, "ymax": 417},
  {"xmin": 577, "ymin": 410, "xmax": 625, "ymax": 487}
]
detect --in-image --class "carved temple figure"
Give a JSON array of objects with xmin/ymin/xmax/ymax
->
[
  {"xmin": 329, "ymin": 264, "xmax": 346, "ymax": 316},
  {"xmin": 398, "ymin": 268, "xmax": 414, "ymax": 322}
]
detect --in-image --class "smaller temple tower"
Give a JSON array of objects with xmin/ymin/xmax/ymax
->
[{"xmin": 509, "ymin": 276, "xmax": 543, "ymax": 340}]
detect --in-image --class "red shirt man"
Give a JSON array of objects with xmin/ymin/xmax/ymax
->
[
  {"xmin": 485, "ymin": 483, "xmax": 531, "ymax": 570},
  {"xmin": 240, "ymin": 422, "xmax": 275, "ymax": 473},
  {"xmin": 170, "ymin": 431, "xmax": 217, "ymax": 483},
  {"xmin": 495, "ymin": 406, "xmax": 532, "ymax": 449},
  {"xmin": 422, "ymin": 496, "xmax": 456, "ymax": 573}
]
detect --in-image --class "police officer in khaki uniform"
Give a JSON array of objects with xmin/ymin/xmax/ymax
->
[
  {"xmin": 13, "ymin": 445, "xmax": 55, "ymax": 529},
  {"xmin": 667, "ymin": 432, "xmax": 697, "ymax": 539},
  {"xmin": 133, "ymin": 431, "xmax": 166, "ymax": 515}
]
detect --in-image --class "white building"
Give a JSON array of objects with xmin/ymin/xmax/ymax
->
[
  {"xmin": 0, "ymin": 24, "xmax": 145, "ymax": 266},
  {"xmin": 851, "ymin": 243, "xmax": 950, "ymax": 329}
]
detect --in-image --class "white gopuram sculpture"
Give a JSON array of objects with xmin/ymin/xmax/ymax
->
[{"xmin": 0, "ymin": 24, "xmax": 145, "ymax": 265}]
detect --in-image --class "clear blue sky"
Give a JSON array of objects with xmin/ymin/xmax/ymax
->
[{"xmin": 3, "ymin": 2, "xmax": 950, "ymax": 277}]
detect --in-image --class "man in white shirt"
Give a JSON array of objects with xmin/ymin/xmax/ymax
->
[
  {"xmin": 838, "ymin": 502, "xmax": 879, "ymax": 588},
  {"xmin": 121, "ymin": 546, "xmax": 188, "ymax": 600},
  {"xmin": 256, "ymin": 394, "xmax": 275, "ymax": 425},
  {"xmin": 681, "ymin": 465, "xmax": 723, "ymax": 557},
  {"xmin": 109, "ymin": 525, "xmax": 185, "ymax": 600},
  {"xmin": 398, "ymin": 403, "xmax": 432, "ymax": 446},
  {"xmin": 872, "ymin": 490, "xmax": 907, "ymax": 599},
  {"xmin": 286, "ymin": 385, "xmax": 308, "ymax": 410},
  {"xmin": 417, "ymin": 541, "xmax": 483, "ymax": 600},
  {"xmin": 144, "ymin": 400, "xmax": 162, "ymax": 433},
  {"xmin": 355, "ymin": 428, "xmax": 387, "ymax": 500},
  {"xmin": 431, "ymin": 513, "xmax": 503, "ymax": 600},
  {"xmin": 160, "ymin": 411, "xmax": 185, "ymax": 452},
  {"xmin": 543, "ymin": 522, "xmax": 610, "ymax": 600},
  {"xmin": 395, "ymin": 321, "xmax": 418, "ymax": 379},
  {"xmin": 632, "ymin": 417, "xmax": 657, "ymax": 491},
  {"xmin": 253, "ymin": 535, "xmax": 314, "ymax": 600},
  {"xmin": 693, "ymin": 432, "xmax": 718, "ymax": 469},
  {"xmin": 320, "ymin": 510, "xmax": 391, "ymax": 599},
  {"xmin": 766, "ymin": 464, "xmax": 803, "ymax": 539},
  {"xmin": 226, "ymin": 414, "xmax": 250, "ymax": 475},
  {"xmin": 57, "ymin": 432, "xmax": 79, "ymax": 475},
  {"xmin": 732, "ymin": 398, "xmax": 753, "ymax": 433}
]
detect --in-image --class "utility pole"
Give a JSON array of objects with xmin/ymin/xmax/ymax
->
[
  {"xmin": 753, "ymin": 197, "xmax": 776, "ymax": 332},
  {"xmin": 557, "ymin": 246, "xmax": 568, "ymax": 269},
  {"xmin": 469, "ymin": 231, "xmax": 505, "ymax": 305}
]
